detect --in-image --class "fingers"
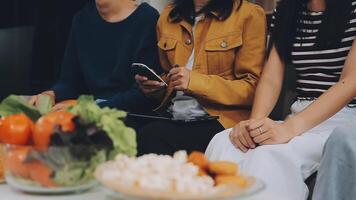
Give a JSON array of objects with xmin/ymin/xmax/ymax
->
[
  {"xmin": 260, "ymin": 139, "xmax": 274, "ymax": 146},
  {"xmin": 238, "ymin": 121, "xmax": 255, "ymax": 148},
  {"xmin": 135, "ymin": 75, "xmax": 148, "ymax": 82},
  {"xmin": 229, "ymin": 130, "xmax": 248, "ymax": 153},
  {"xmin": 171, "ymin": 79, "xmax": 184, "ymax": 89},
  {"xmin": 170, "ymin": 73, "xmax": 184, "ymax": 82},
  {"xmin": 249, "ymin": 124, "xmax": 268, "ymax": 137},
  {"xmin": 236, "ymin": 131, "xmax": 249, "ymax": 149},
  {"xmin": 51, "ymin": 104, "xmax": 67, "ymax": 112},
  {"xmin": 253, "ymin": 131, "xmax": 271, "ymax": 144},
  {"xmin": 248, "ymin": 118, "xmax": 265, "ymax": 131},
  {"xmin": 136, "ymin": 75, "xmax": 164, "ymax": 93},
  {"xmin": 168, "ymin": 67, "xmax": 182, "ymax": 77},
  {"xmin": 241, "ymin": 127, "xmax": 256, "ymax": 149},
  {"xmin": 142, "ymin": 80, "xmax": 163, "ymax": 87},
  {"xmin": 135, "ymin": 75, "xmax": 161, "ymax": 87}
]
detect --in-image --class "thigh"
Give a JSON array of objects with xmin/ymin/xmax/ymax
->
[
  {"xmin": 137, "ymin": 120, "xmax": 224, "ymax": 155},
  {"xmin": 205, "ymin": 129, "xmax": 248, "ymax": 163},
  {"xmin": 244, "ymin": 131, "xmax": 327, "ymax": 179}
]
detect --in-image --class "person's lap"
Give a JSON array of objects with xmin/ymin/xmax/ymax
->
[
  {"xmin": 137, "ymin": 119, "xmax": 224, "ymax": 156},
  {"xmin": 204, "ymin": 105, "xmax": 355, "ymax": 200},
  {"xmin": 206, "ymin": 127, "xmax": 329, "ymax": 200},
  {"xmin": 313, "ymin": 123, "xmax": 356, "ymax": 200}
]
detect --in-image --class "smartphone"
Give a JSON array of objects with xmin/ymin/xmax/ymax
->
[{"xmin": 131, "ymin": 63, "xmax": 168, "ymax": 86}]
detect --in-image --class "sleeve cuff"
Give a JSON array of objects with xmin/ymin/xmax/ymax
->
[{"xmin": 186, "ymin": 71, "xmax": 208, "ymax": 98}]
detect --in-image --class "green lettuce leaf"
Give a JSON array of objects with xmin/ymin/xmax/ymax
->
[
  {"xmin": 28, "ymin": 147, "xmax": 107, "ymax": 187},
  {"xmin": 0, "ymin": 95, "xmax": 41, "ymax": 121},
  {"xmin": 0, "ymin": 95, "xmax": 52, "ymax": 121},
  {"xmin": 68, "ymin": 95, "xmax": 137, "ymax": 157},
  {"xmin": 36, "ymin": 95, "xmax": 52, "ymax": 114},
  {"xmin": 53, "ymin": 151, "xmax": 107, "ymax": 186}
]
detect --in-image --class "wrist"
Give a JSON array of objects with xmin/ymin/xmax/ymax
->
[
  {"xmin": 284, "ymin": 116, "xmax": 305, "ymax": 137},
  {"xmin": 249, "ymin": 113, "xmax": 267, "ymax": 120}
]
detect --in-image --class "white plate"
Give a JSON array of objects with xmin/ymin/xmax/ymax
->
[
  {"xmin": 6, "ymin": 175, "xmax": 97, "ymax": 194},
  {"xmin": 99, "ymin": 177, "xmax": 265, "ymax": 200}
]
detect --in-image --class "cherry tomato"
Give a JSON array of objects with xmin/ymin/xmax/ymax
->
[
  {"xmin": 28, "ymin": 160, "xmax": 56, "ymax": 188},
  {"xmin": 33, "ymin": 111, "xmax": 75, "ymax": 149},
  {"xmin": 5, "ymin": 146, "xmax": 31, "ymax": 178},
  {"xmin": 0, "ymin": 114, "xmax": 33, "ymax": 145}
]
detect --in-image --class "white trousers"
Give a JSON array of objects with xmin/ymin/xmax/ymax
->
[{"xmin": 206, "ymin": 101, "xmax": 356, "ymax": 200}]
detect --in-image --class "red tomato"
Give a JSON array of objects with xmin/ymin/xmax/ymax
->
[
  {"xmin": 0, "ymin": 114, "xmax": 33, "ymax": 145},
  {"xmin": 5, "ymin": 146, "xmax": 31, "ymax": 178},
  {"xmin": 33, "ymin": 111, "xmax": 75, "ymax": 149},
  {"xmin": 28, "ymin": 160, "xmax": 57, "ymax": 188}
]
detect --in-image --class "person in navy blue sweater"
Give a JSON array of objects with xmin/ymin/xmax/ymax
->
[{"xmin": 30, "ymin": 0, "xmax": 161, "ymax": 112}]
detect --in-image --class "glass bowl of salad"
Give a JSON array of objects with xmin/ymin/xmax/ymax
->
[
  {"xmin": 0, "ymin": 95, "xmax": 137, "ymax": 194},
  {"xmin": 4, "ymin": 144, "xmax": 105, "ymax": 194}
]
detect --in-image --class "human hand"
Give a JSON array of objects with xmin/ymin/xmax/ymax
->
[
  {"xmin": 29, "ymin": 91, "xmax": 55, "ymax": 107},
  {"xmin": 168, "ymin": 67, "xmax": 190, "ymax": 91},
  {"xmin": 229, "ymin": 120, "xmax": 256, "ymax": 153},
  {"xmin": 51, "ymin": 100, "xmax": 77, "ymax": 112},
  {"xmin": 248, "ymin": 118, "xmax": 296, "ymax": 145},
  {"xmin": 135, "ymin": 75, "xmax": 165, "ymax": 94}
]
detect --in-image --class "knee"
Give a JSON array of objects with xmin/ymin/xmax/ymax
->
[
  {"xmin": 327, "ymin": 127, "xmax": 356, "ymax": 151},
  {"xmin": 248, "ymin": 145, "xmax": 287, "ymax": 164},
  {"xmin": 206, "ymin": 129, "xmax": 232, "ymax": 150}
]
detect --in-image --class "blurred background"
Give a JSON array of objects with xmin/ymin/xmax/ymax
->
[{"xmin": 0, "ymin": 0, "xmax": 277, "ymax": 101}]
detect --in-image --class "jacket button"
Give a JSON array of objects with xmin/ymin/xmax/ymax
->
[
  {"xmin": 220, "ymin": 41, "xmax": 228, "ymax": 48},
  {"xmin": 185, "ymin": 39, "xmax": 192, "ymax": 45}
]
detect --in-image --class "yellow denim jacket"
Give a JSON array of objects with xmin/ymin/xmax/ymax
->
[{"xmin": 156, "ymin": 1, "xmax": 266, "ymax": 128}]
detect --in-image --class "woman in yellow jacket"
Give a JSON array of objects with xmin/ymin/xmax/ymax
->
[{"xmin": 135, "ymin": 0, "xmax": 266, "ymax": 155}]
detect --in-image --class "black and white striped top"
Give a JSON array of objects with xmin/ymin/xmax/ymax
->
[{"xmin": 271, "ymin": 1, "xmax": 356, "ymax": 105}]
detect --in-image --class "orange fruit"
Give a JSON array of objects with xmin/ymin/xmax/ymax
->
[{"xmin": 0, "ymin": 114, "xmax": 33, "ymax": 145}]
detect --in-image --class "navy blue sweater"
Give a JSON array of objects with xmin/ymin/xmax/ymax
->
[{"xmin": 52, "ymin": 2, "xmax": 161, "ymax": 112}]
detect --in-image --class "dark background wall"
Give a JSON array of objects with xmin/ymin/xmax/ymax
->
[{"xmin": 0, "ymin": 0, "xmax": 88, "ymax": 100}]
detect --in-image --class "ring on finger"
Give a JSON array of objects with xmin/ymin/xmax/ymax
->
[{"xmin": 258, "ymin": 127, "xmax": 263, "ymax": 135}]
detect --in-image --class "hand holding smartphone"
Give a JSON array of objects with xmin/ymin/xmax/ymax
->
[{"xmin": 132, "ymin": 63, "xmax": 168, "ymax": 86}]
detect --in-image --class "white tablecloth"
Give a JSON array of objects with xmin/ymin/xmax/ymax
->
[{"xmin": 0, "ymin": 184, "xmax": 286, "ymax": 200}]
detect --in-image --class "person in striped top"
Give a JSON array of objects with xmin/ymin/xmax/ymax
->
[{"xmin": 206, "ymin": 0, "xmax": 356, "ymax": 199}]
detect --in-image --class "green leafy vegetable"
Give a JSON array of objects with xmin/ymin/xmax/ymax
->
[
  {"xmin": 0, "ymin": 95, "xmax": 41, "ymax": 121},
  {"xmin": 0, "ymin": 95, "xmax": 52, "ymax": 121},
  {"xmin": 36, "ymin": 95, "xmax": 52, "ymax": 115},
  {"xmin": 53, "ymin": 150, "xmax": 107, "ymax": 186},
  {"xmin": 27, "ymin": 147, "xmax": 107, "ymax": 186},
  {"xmin": 68, "ymin": 96, "xmax": 137, "ymax": 157}
]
